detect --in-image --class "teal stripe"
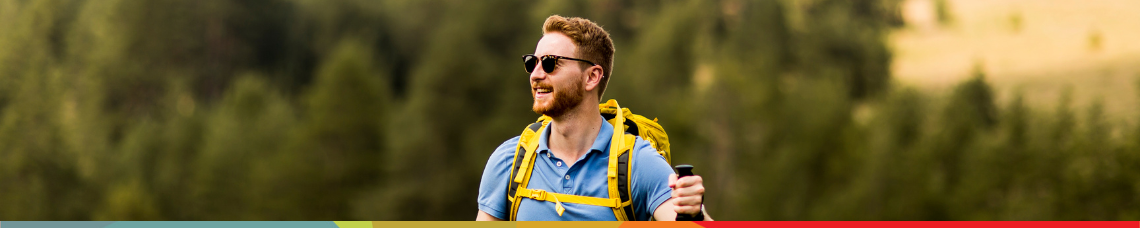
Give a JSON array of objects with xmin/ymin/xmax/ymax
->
[{"xmin": 3, "ymin": 221, "xmax": 116, "ymax": 228}]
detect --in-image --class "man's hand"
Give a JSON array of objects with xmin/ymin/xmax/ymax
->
[{"xmin": 668, "ymin": 173, "xmax": 705, "ymax": 217}]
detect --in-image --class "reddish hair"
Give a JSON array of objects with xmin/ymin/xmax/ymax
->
[{"xmin": 543, "ymin": 15, "xmax": 615, "ymax": 99}]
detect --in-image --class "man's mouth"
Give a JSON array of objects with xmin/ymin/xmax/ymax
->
[{"xmin": 534, "ymin": 87, "xmax": 552, "ymax": 99}]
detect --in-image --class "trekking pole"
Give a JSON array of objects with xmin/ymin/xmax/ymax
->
[{"xmin": 674, "ymin": 164, "xmax": 703, "ymax": 221}]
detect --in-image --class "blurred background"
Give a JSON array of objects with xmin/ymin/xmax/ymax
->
[{"xmin": 1, "ymin": 0, "xmax": 1138, "ymax": 221}]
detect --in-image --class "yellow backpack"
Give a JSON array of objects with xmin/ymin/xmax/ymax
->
[{"xmin": 506, "ymin": 99, "xmax": 671, "ymax": 221}]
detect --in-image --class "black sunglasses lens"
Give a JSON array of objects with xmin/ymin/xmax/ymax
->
[
  {"xmin": 524, "ymin": 56, "xmax": 537, "ymax": 73},
  {"xmin": 541, "ymin": 57, "xmax": 557, "ymax": 73}
]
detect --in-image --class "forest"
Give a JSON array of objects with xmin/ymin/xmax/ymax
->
[{"xmin": 1, "ymin": 0, "xmax": 1138, "ymax": 220}]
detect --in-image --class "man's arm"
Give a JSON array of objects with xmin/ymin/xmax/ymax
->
[
  {"xmin": 475, "ymin": 137, "xmax": 521, "ymax": 221},
  {"xmin": 653, "ymin": 199, "xmax": 713, "ymax": 221},
  {"xmin": 652, "ymin": 174, "xmax": 714, "ymax": 221},
  {"xmin": 476, "ymin": 210, "xmax": 505, "ymax": 221}
]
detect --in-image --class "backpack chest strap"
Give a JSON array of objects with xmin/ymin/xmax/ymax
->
[
  {"xmin": 515, "ymin": 188, "xmax": 631, "ymax": 216},
  {"xmin": 516, "ymin": 188, "xmax": 625, "ymax": 207}
]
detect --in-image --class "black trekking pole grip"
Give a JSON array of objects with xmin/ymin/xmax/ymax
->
[{"xmin": 674, "ymin": 164, "xmax": 703, "ymax": 221}]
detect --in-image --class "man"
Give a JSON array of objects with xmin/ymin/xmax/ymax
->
[{"xmin": 476, "ymin": 15, "xmax": 712, "ymax": 221}]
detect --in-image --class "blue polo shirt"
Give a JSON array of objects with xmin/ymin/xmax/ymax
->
[{"xmin": 477, "ymin": 117, "xmax": 675, "ymax": 221}]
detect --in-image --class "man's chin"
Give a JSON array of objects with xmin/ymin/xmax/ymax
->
[
  {"xmin": 532, "ymin": 104, "xmax": 551, "ymax": 115},
  {"xmin": 534, "ymin": 101, "xmax": 566, "ymax": 116}
]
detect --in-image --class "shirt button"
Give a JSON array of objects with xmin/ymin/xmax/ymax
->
[
  {"xmin": 565, "ymin": 175, "xmax": 570, "ymax": 180},
  {"xmin": 556, "ymin": 161, "xmax": 562, "ymax": 167}
]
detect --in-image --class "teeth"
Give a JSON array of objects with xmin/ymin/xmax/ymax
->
[{"xmin": 536, "ymin": 88, "xmax": 551, "ymax": 93}]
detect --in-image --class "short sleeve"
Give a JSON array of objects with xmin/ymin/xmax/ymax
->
[
  {"xmin": 629, "ymin": 137, "xmax": 675, "ymax": 221},
  {"xmin": 477, "ymin": 136, "xmax": 521, "ymax": 220}
]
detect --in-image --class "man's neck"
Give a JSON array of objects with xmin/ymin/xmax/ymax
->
[{"xmin": 547, "ymin": 100, "xmax": 603, "ymax": 165}]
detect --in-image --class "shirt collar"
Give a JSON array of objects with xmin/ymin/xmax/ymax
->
[{"xmin": 536, "ymin": 115, "xmax": 614, "ymax": 154}]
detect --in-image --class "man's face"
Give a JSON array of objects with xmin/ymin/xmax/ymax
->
[{"xmin": 530, "ymin": 32, "xmax": 587, "ymax": 117}]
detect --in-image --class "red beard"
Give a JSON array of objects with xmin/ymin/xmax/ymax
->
[{"xmin": 532, "ymin": 76, "xmax": 584, "ymax": 117}]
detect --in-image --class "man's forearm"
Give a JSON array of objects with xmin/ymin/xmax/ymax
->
[
  {"xmin": 476, "ymin": 210, "xmax": 505, "ymax": 221},
  {"xmin": 653, "ymin": 198, "xmax": 714, "ymax": 221}
]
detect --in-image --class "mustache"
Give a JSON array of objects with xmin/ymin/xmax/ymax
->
[{"xmin": 531, "ymin": 82, "xmax": 553, "ymax": 89}]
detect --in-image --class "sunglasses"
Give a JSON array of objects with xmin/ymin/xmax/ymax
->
[{"xmin": 522, "ymin": 54, "xmax": 597, "ymax": 74}]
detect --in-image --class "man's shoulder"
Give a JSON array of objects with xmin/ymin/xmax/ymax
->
[
  {"xmin": 627, "ymin": 135, "xmax": 675, "ymax": 221},
  {"xmin": 495, "ymin": 136, "xmax": 522, "ymax": 152},
  {"xmin": 489, "ymin": 136, "xmax": 522, "ymax": 162},
  {"xmin": 478, "ymin": 136, "xmax": 524, "ymax": 220}
]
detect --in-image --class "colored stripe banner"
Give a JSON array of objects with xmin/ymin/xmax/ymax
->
[{"xmin": 0, "ymin": 221, "xmax": 1134, "ymax": 228}]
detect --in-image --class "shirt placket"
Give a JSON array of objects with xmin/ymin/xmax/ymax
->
[{"xmin": 545, "ymin": 152, "xmax": 573, "ymax": 191}]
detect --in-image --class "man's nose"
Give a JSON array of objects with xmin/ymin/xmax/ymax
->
[{"xmin": 529, "ymin": 66, "xmax": 546, "ymax": 81}]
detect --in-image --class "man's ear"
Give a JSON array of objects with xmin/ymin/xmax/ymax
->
[{"xmin": 584, "ymin": 66, "xmax": 604, "ymax": 92}]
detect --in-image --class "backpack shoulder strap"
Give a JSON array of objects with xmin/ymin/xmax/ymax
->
[
  {"xmin": 612, "ymin": 133, "xmax": 637, "ymax": 220},
  {"xmin": 606, "ymin": 102, "xmax": 639, "ymax": 221},
  {"xmin": 507, "ymin": 118, "xmax": 547, "ymax": 221}
]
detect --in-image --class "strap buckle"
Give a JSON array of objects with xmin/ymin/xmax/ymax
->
[{"xmin": 528, "ymin": 189, "xmax": 547, "ymax": 201}]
